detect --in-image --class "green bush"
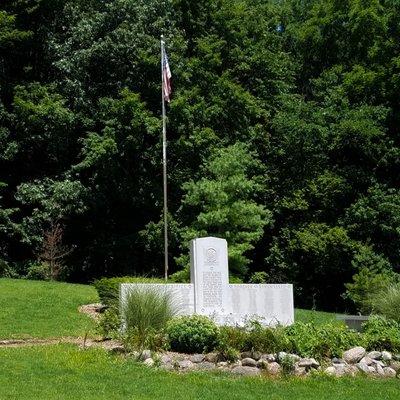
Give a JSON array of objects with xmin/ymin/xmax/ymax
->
[
  {"xmin": 122, "ymin": 286, "xmax": 177, "ymax": 350},
  {"xmin": 98, "ymin": 308, "xmax": 120, "ymax": 339},
  {"xmin": 166, "ymin": 315, "xmax": 220, "ymax": 353},
  {"xmin": 345, "ymin": 267, "xmax": 397, "ymax": 313},
  {"xmin": 25, "ymin": 263, "xmax": 50, "ymax": 281},
  {"xmin": 0, "ymin": 260, "xmax": 18, "ymax": 278},
  {"xmin": 243, "ymin": 320, "xmax": 290, "ymax": 354},
  {"xmin": 94, "ymin": 276, "xmax": 164, "ymax": 307},
  {"xmin": 368, "ymin": 282, "xmax": 400, "ymax": 323},
  {"xmin": 362, "ymin": 315, "xmax": 400, "ymax": 352},
  {"xmin": 284, "ymin": 322, "xmax": 360, "ymax": 359},
  {"xmin": 249, "ymin": 271, "xmax": 268, "ymax": 283}
]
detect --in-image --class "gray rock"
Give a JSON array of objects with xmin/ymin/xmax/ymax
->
[
  {"xmin": 332, "ymin": 358, "xmax": 346, "ymax": 365},
  {"xmin": 393, "ymin": 354, "xmax": 400, "ymax": 361},
  {"xmin": 359, "ymin": 356, "xmax": 373, "ymax": 366},
  {"xmin": 382, "ymin": 351, "xmax": 392, "ymax": 362},
  {"xmin": 260, "ymin": 353, "xmax": 276, "ymax": 362},
  {"xmin": 160, "ymin": 354, "xmax": 172, "ymax": 364},
  {"xmin": 143, "ymin": 358, "xmax": 154, "ymax": 367},
  {"xmin": 390, "ymin": 361, "xmax": 400, "ymax": 372},
  {"xmin": 356, "ymin": 362, "xmax": 370, "ymax": 374},
  {"xmin": 298, "ymin": 358, "xmax": 320, "ymax": 369},
  {"xmin": 333, "ymin": 365, "xmax": 347, "ymax": 377},
  {"xmin": 140, "ymin": 350, "xmax": 152, "ymax": 361},
  {"xmin": 159, "ymin": 363, "xmax": 174, "ymax": 371},
  {"xmin": 218, "ymin": 361, "xmax": 228, "ymax": 367},
  {"xmin": 367, "ymin": 351, "xmax": 382, "ymax": 360},
  {"xmin": 205, "ymin": 352, "xmax": 219, "ymax": 363},
  {"xmin": 325, "ymin": 366, "xmax": 337, "ymax": 376},
  {"xmin": 368, "ymin": 366, "xmax": 376, "ymax": 374},
  {"xmin": 178, "ymin": 360, "xmax": 195, "ymax": 370},
  {"xmin": 231, "ymin": 366, "xmax": 261, "ymax": 376},
  {"xmin": 346, "ymin": 365, "xmax": 359, "ymax": 377},
  {"xmin": 277, "ymin": 352, "xmax": 287, "ymax": 361},
  {"xmin": 256, "ymin": 360, "xmax": 268, "ymax": 369},
  {"xmin": 266, "ymin": 362, "xmax": 281, "ymax": 376},
  {"xmin": 384, "ymin": 367, "xmax": 397, "ymax": 378},
  {"xmin": 376, "ymin": 363, "xmax": 385, "ymax": 376},
  {"xmin": 343, "ymin": 347, "xmax": 366, "ymax": 364},
  {"xmin": 197, "ymin": 361, "xmax": 216, "ymax": 370},
  {"xmin": 294, "ymin": 366, "xmax": 307, "ymax": 376},
  {"xmin": 371, "ymin": 359, "xmax": 385, "ymax": 367},
  {"xmin": 190, "ymin": 354, "xmax": 205, "ymax": 363},
  {"xmin": 242, "ymin": 357, "xmax": 257, "ymax": 367}
]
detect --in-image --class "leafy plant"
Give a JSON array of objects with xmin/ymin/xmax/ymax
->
[
  {"xmin": 362, "ymin": 315, "xmax": 400, "ymax": 352},
  {"xmin": 98, "ymin": 308, "xmax": 120, "ymax": 339},
  {"xmin": 122, "ymin": 286, "xmax": 177, "ymax": 350},
  {"xmin": 368, "ymin": 282, "xmax": 400, "ymax": 323},
  {"xmin": 166, "ymin": 315, "xmax": 220, "ymax": 353},
  {"xmin": 94, "ymin": 276, "xmax": 164, "ymax": 307}
]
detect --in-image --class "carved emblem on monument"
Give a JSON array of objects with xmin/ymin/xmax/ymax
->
[{"xmin": 204, "ymin": 247, "xmax": 218, "ymax": 266}]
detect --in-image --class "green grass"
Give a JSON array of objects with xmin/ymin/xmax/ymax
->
[
  {"xmin": 0, "ymin": 345, "xmax": 399, "ymax": 400},
  {"xmin": 295, "ymin": 308, "xmax": 339, "ymax": 325},
  {"xmin": 0, "ymin": 278, "xmax": 98, "ymax": 339}
]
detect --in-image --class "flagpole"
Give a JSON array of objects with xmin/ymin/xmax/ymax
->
[{"xmin": 161, "ymin": 35, "xmax": 169, "ymax": 282}]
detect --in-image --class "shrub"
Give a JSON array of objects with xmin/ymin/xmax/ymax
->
[
  {"xmin": 98, "ymin": 308, "xmax": 120, "ymax": 339},
  {"xmin": 368, "ymin": 282, "xmax": 400, "ymax": 322},
  {"xmin": 0, "ymin": 260, "xmax": 19, "ymax": 278},
  {"xmin": 122, "ymin": 286, "xmax": 177, "ymax": 350},
  {"xmin": 362, "ymin": 315, "xmax": 400, "ymax": 352},
  {"xmin": 284, "ymin": 322, "xmax": 360, "ymax": 359},
  {"xmin": 218, "ymin": 325, "xmax": 247, "ymax": 353},
  {"xmin": 249, "ymin": 271, "xmax": 268, "ymax": 283},
  {"xmin": 345, "ymin": 267, "xmax": 397, "ymax": 313},
  {"xmin": 25, "ymin": 262, "xmax": 50, "ymax": 281},
  {"xmin": 166, "ymin": 315, "xmax": 220, "ymax": 353},
  {"xmin": 94, "ymin": 276, "xmax": 164, "ymax": 307},
  {"xmin": 243, "ymin": 320, "xmax": 290, "ymax": 354}
]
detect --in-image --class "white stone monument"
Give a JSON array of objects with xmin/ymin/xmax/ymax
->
[{"xmin": 120, "ymin": 236, "xmax": 294, "ymax": 326}]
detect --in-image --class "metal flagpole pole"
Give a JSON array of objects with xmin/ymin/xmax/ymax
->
[{"xmin": 161, "ymin": 35, "xmax": 169, "ymax": 282}]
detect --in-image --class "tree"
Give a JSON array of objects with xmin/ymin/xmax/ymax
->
[{"xmin": 178, "ymin": 142, "xmax": 272, "ymax": 277}]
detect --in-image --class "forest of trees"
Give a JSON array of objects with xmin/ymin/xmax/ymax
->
[{"xmin": 1, "ymin": 0, "xmax": 400, "ymax": 311}]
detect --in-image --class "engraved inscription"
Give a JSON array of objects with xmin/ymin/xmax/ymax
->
[
  {"xmin": 204, "ymin": 247, "xmax": 218, "ymax": 266},
  {"xmin": 202, "ymin": 271, "xmax": 222, "ymax": 307}
]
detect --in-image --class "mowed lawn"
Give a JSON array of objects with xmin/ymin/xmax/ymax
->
[
  {"xmin": 0, "ymin": 278, "xmax": 98, "ymax": 339},
  {"xmin": 0, "ymin": 345, "xmax": 399, "ymax": 400}
]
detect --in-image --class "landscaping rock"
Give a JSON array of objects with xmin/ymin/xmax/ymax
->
[
  {"xmin": 332, "ymin": 365, "xmax": 347, "ymax": 377},
  {"xmin": 356, "ymin": 362, "xmax": 370, "ymax": 374},
  {"xmin": 266, "ymin": 362, "xmax": 281, "ymax": 376},
  {"xmin": 190, "ymin": 354, "xmax": 205, "ymax": 363},
  {"xmin": 197, "ymin": 361, "xmax": 216, "ymax": 370},
  {"xmin": 382, "ymin": 351, "xmax": 392, "ymax": 362},
  {"xmin": 240, "ymin": 351, "xmax": 253, "ymax": 359},
  {"xmin": 256, "ymin": 360, "xmax": 268, "ymax": 369},
  {"xmin": 205, "ymin": 353, "xmax": 219, "ymax": 363},
  {"xmin": 277, "ymin": 352, "xmax": 287, "ymax": 361},
  {"xmin": 294, "ymin": 366, "xmax": 307, "ymax": 376},
  {"xmin": 393, "ymin": 354, "xmax": 400, "ymax": 361},
  {"xmin": 231, "ymin": 366, "xmax": 261, "ymax": 376},
  {"xmin": 241, "ymin": 357, "xmax": 257, "ymax": 367},
  {"xmin": 389, "ymin": 361, "xmax": 400, "ymax": 372},
  {"xmin": 298, "ymin": 358, "xmax": 320, "ymax": 369},
  {"xmin": 217, "ymin": 361, "xmax": 228, "ymax": 368},
  {"xmin": 331, "ymin": 358, "xmax": 346, "ymax": 365},
  {"xmin": 367, "ymin": 351, "xmax": 381, "ymax": 360},
  {"xmin": 140, "ymin": 350, "xmax": 152, "ymax": 361},
  {"xmin": 368, "ymin": 366, "xmax": 376, "ymax": 374},
  {"xmin": 376, "ymin": 363, "xmax": 385, "ymax": 376},
  {"xmin": 371, "ymin": 359, "xmax": 385, "ymax": 367},
  {"xmin": 160, "ymin": 363, "xmax": 174, "ymax": 371},
  {"xmin": 178, "ymin": 360, "xmax": 195, "ymax": 370},
  {"xmin": 384, "ymin": 367, "xmax": 397, "ymax": 378},
  {"xmin": 359, "ymin": 356, "xmax": 373, "ymax": 366},
  {"xmin": 343, "ymin": 347, "xmax": 366, "ymax": 364},
  {"xmin": 160, "ymin": 354, "xmax": 172, "ymax": 365},
  {"xmin": 325, "ymin": 366, "xmax": 337, "ymax": 376},
  {"xmin": 260, "ymin": 353, "xmax": 276, "ymax": 362},
  {"xmin": 143, "ymin": 358, "xmax": 154, "ymax": 367}
]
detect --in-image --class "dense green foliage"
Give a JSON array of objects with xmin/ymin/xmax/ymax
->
[
  {"xmin": 1, "ymin": 0, "xmax": 400, "ymax": 311},
  {"xmin": 166, "ymin": 315, "xmax": 220, "ymax": 353}
]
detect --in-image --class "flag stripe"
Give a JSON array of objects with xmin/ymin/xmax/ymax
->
[{"xmin": 162, "ymin": 50, "xmax": 172, "ymax": 102}]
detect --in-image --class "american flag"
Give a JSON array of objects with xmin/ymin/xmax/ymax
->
[{"xmin": 162, "ymin": 49, "xmax": 172, "ymax": 102}]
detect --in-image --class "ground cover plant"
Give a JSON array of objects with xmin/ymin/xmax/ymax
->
[
  {"xmin": 0, "ymin": 278, "xmax": 97, "ymax": 339},
  {"xmin": 1, "ymin": 345, "xmax": 400, "ymax": 400}
]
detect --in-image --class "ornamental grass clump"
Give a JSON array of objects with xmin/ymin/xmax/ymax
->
[
  {"xmin": 122, "ymin": 287, "xmax": 178, "ymax": 350},
  {"xmin": 368, "ymin": 282, "xmax": 400, "ymax": 323}
]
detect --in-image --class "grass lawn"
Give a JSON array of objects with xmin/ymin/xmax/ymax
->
[
  {"xmin": 0, "ymin": 345, "xmax": 399, "ymax": 400},
  {"xmin": 0, "ymin": 278, "xmax": 98, "ymax": 339},
  {"xmin": 295, "ymin": 308, "xmax": 339, "ymax": 325}
]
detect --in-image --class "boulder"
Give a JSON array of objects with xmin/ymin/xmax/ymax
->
[
  {"xmin": 343, "ymin": 347, "xmax": 366, "ymax": 364},
  {"xmin": 359, "ymin": 356, "xmax": 373, "ymax": 366},
  {"xmin": 160, "ymin": 354, "xmax": 172, "ymax": 365},
  {"xmin": 325, "ymin": 366, "xmax": 337, "ymax": 376},
  {"xmin": 178, "ymin": 360, "xmax": 195, "ymax": 370},
  {"xmin": 382, "ymin": 351, "xmax": 392, "ymax": 362},
  {"xmin": 298, "ymin": 358, "xmax": 320, "ymax": 369},
  {"xmin": 367, "ymin": 351, "xmax": 381, "ymax": 360},
  {"xmin": 143, "ymin": 358, "xmax": 154, "ymax": 367},
  {"xmin": 260, "ymin": 354, "xmax": 276, "ymax": 363},
  {"xmin": 205, "ymin": 353, "xmax": 219, "ymax": 363},
  {"xmin": 140, "ymin": 350, "xmax": 152, "ymax": 361},
  {"xmin": 384, "ymin": 367, "xmax": 397, "ymax": 378},
  {"xmin": 294, "ymin": 366, "xmax": 307, "ymax": 376},
  {"xmin": 242, "ymin": 357, "xmax": 257, "ymax": 367},
  {"xmin": 376, "ymin": 363, "xmax": 385, "ymax": 376},
  {"xmin": 356, "ymin": 362, "xmax": 370, "ymax": 374},
  {"xmin": 197, "ymin": 361, "xmax": 216, "ymax": 370},
  {"xmin": 266, "ymin": 362, "xmax": 281, "ymax": 376},
  {"xmin": 190, "ymin": 354, "xmax": 205, "ymax": 364},
  {"xmin": 389, "ymin": 361, "xmax": 400, "ymax": 372},
  {"xmin": 231, "ymin": 366, "xmax": 262, "ymax": 376}
]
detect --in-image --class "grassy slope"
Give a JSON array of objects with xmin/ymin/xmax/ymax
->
[
  {"xmin": 0, "ymin": 278, "xmax": 98, "ymax": 339},
  {"xmin": 1, "ymin": 345, "xmax": 399, "ymax": 400},
  {"xmin": 295, "ymin": 308, "xmax": 339, "ymax": 325}
]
